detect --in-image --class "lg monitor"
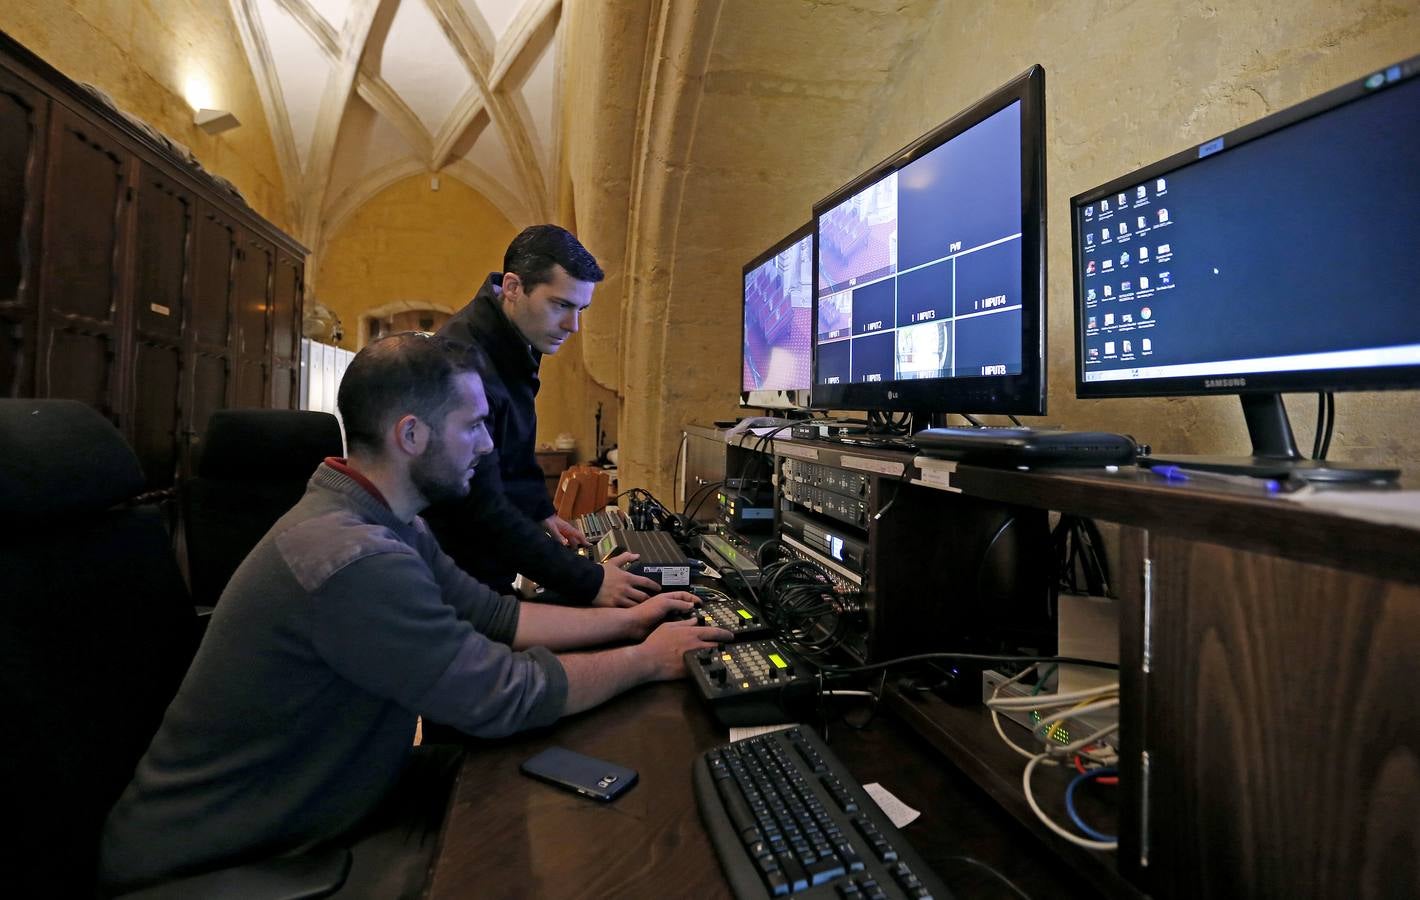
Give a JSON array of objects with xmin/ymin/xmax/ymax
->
[
  {"xmin": 1071, "ymin": 55, "xmax": 1420, "ymax": 482},
  {"xmin": 811, "ymin": 65, "xmax": 1046, "ymax": 418},
  {"xmin": 742, "ymin": 223, "xmax": 815, "ymax": 411}
]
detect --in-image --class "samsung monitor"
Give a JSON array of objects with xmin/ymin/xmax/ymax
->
[
  {"xmin": 811, "ymin": 65, "xmax": 1046, "ymax": 417},
  {"xmin": 741, "ymin": 223, "xmax": 814, "ymax": 410},
  {"xmin": 1072, "ymin": 55, "xmax": 1420, "ymax": 482}
]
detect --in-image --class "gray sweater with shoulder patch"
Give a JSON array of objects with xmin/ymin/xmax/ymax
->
[{"xmin": 99, "ymin": 463, "xmax": 567, "ymax": 890}]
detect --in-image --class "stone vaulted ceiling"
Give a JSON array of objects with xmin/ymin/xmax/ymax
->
[{"xmin": 230, "ymin": 0, "xmax": 562, "ymax": 255}]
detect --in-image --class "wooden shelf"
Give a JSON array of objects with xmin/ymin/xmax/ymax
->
[{"xmin": 885, "ymin": 685, "xmax": 1143, "ymax": 900}]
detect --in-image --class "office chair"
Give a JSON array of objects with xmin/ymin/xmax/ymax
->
[
  {"xmin": 0, "ymin": 400, "xmax": 350, "ymax": 899},
  {"xmin": 182, "ymin": 408, "xmax": 343, "ymax": 607}
]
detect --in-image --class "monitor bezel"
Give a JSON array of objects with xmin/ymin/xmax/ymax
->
[
  {"xmin": 740, "ymin": 221, "xmax": 815, "ymax": 410},
  {"xmin": 1071, "ymin": 54, "xmax": 1420, "ymax": 401},
  {"xmin": 809, "ymin": 64, "xmax": 1047, "ymax": 415}
]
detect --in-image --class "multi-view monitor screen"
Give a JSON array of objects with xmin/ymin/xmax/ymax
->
[
  {"xmin": 812, "ymin": 66, "xmax": 1046, "ymax": 415},
  {"xmin": 741, "ymin": 225, "xmax": 814, "ymax": 409},
  {"xmin": 1073, "ymin": 58, "xmax": 1420, "ymax": 399}
]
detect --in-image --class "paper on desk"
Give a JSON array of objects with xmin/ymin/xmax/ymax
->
[
  {"xmin": 863, "ymin": 783, "xmax": 920, "ymax": 829},
  {"xmin": 1281, "ymin": 487, "xmax": 1420, "ymax": 529},
  {"xmin": 730, "ymin": 723, "xmax": 797, "ymax": 742}
]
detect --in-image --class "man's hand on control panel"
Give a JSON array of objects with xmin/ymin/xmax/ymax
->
[
  {"xmin": 593, "ymin": 552, "xmax": 662, "ymax": 607},
  {"xmin": 542, "ymin": 513, "xmax": 590, "ymax": 547}
]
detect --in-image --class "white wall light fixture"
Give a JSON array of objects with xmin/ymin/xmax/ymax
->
[{"xmin": 194, "ymin": 108, "xmax": 241, "ymax": 134}]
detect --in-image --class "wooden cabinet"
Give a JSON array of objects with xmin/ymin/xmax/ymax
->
[
  {"xmin": 0, "ymin": 66, "xmax": 46, "ymax": 399},
  {"xmin": 0, "ymin": 31, "xmax": 306, "ymax": 486},
  {"xmin": 913, "ymin": 463, "xmax": 1420, "ymax": 899}
]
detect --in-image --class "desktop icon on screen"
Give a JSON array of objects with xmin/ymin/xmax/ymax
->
[
  {"xmin": 1105, "ymin": 341, "xmax": 1115, "ymax": 355},
  {"xmin": 1123, "ymin": 340, "xmax": 1132, "ymax": 353},
  {"xmin": 1085, "ymin": 206, "xmax": 1094, "ymax": 218},
  {"xmin": 1137, "ymin": 185, "xmax": 1147, "ymax": 199},
  {"xmin": 1087, "ymin": 234, "xmax": 1094, "ymax": 246},
  {"xmin": 1087, "ymin": 261, "xmax": 1097, "ymax": 275},
  {"xmin": 1104, "ymin": 313, "xmax": 1115, "ymax": 326},
  {"xmin": 1139, "ymin": 276, "xmax": 1149, "ymax": 289},
  {"xmin": 1142, "ymin": 338, "xmax": 1152, "ymax": 351},
  {"xmin": 1102, "ymin": 198, "xmax": 1110, "ymax": 211},
  {"xmin": 1141, "ymin": 306, "xmax": 1152, "ymax": 319},
  {"xmin": 1158, "ymin": 208, "xmax": 1170, "ymax": 223},
  {"xmin": 1155, "ymin": 178, "xmax": 1166, "ymax": 192},
  {"xmin": 1139, "ymin": 247, "xmax": 1149, "ymax": 261},
  {"xmin": 1087, "ymin": 288, "xmax": 1097, "ymax": 301},
  {"xmin": 1117, "ymin": 192, "xmax": 1128, "ymax": 206},
  {"xmin": 1137, "ymin": 215, "xmax": 1147, "ymax": 230},
  {"xmin": 1159, "ymin": 271, "xmax": 1172, "ymax": 285},
  {"xmin": 1103, "ymin": 285, "xmax": 1113, "ymax": 297}
]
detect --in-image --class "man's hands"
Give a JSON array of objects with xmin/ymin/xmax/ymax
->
[
  {"xmin": 637, "ymin": 617, "xmax": 732, "ymax": 681},
  {"xmin": 593, "ymin": 553, "xmax": 661, "ymax": 607},
  {"xmin": 624, "ymin": 591, "xmax": 699, "ymax": 638},
  {"xmin": 542, "ymin": 513, "xmax": 589, "ymax": 548}
]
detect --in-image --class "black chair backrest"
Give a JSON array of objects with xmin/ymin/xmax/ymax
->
[
  {"xmin": 183, "ymin": 409, "xmax": 343, "ymax": 607},
  {"xmin": 0, "ymin": 400, "xmax": 199, "ymax": 895}
]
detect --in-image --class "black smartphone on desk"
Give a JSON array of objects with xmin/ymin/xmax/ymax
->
[{"xmin": 520, "ymin": 747, "xmax": 638, "ymax": 802}]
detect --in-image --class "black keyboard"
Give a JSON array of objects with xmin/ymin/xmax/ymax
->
[{"xmin": 695, "ymin": 727, "xmax": 953, "ymax": 899}]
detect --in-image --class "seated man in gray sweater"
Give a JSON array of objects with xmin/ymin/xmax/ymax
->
[{"xmin": 99, "ymin": 332, "xmax": 730, "ymax": 894}]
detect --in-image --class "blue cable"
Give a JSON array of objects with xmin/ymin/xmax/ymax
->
[{"xmin": 1064, "ymin": 767, "xmax": 1119, "ymax": 842}]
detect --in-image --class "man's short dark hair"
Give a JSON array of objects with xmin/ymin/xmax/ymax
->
[
  {"xmin": 338, "ymin": 332, "xmax": 492, "ymax": 456},
  {"xmin": 504, "ymin": 225, "xmax": 604, "ymax": 291}
]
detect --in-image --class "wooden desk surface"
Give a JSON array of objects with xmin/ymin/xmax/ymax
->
[{"xmin": 427, "ymin": 681, "xmax": 1102, "ymax": 899}]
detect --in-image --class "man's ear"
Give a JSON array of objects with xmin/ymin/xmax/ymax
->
[
  {"xmin": 500, "ymin": 271, "xmax": 522, "ymax": 300},
  {"xmin": 392, "ymin": 414, "xmax": 424, "ymax": 455}
]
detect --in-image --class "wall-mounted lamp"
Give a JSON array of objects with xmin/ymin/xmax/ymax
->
[{"xmin": 194, "ymin": 108, "xmax": 241, "ymax": 135}]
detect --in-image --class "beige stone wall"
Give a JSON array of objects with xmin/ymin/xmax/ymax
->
[
  {"xmin": 859, "ymin": 0, "xmax": 1420, "ymax": 469},
  {"xmin": 566, "ymin": 0, "xmax": 1420, "ymax": 499},
  {"xmin": 316, "ymin": 172, "xmax": 517, "ymax": 354},
  {"xmin": 1, "ymin": 0, "xmax": 292, "ymax": 232}
]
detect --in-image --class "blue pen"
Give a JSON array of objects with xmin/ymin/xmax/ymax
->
[{"xmin": 1150, "ymin": 464, "xmax": 1281, "ymax": 494}]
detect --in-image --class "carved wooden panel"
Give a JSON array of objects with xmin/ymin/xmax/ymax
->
[
  {"xmin": 131, "ymin": 340, "xmax": 182, "ymax": 487},
  {"xmin": 271, "ymin": 362, "xmax": 295, "ymax": 411},
  {"xmin": 187, "ymin": 350, "xmax": 229, "ymax": 472},
  {"xmin": 271, "ymin": 252, "xmax": 302, "ymax": 364},
  {"xmin": 0, "ymin": 311, "xmax": 35, "ymax": 397},
  {"xmin": 234, "ymin": 232, "xmax": 272, "ymax": 358},
  {"xmin": 0, "ymin": 67, "xmax": 45, "ymax": 312},
  {"xmin": 132, "ymin": 165, "xmax": 192, "ymax": 340},
  {"xmin": 192, "ymin": 205, "xmax": 236, "ymax": 348},
  {"xmin": 38, "ymin": 104, "xmax": 129, "ymax": 324},
  {"xmin": 1141, "ymin": 535, "xmax": 1420, "ymax": 899},
  {"xmin": 43, "ymin": 324, "xmax": 114, "ymax": 414},
  {"xmin": 233, "ymin": 356, "xmax": 268, "ymax": 409}
]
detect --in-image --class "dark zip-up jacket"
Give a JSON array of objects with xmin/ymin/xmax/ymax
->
[{"xmin": 425, "ymin": 274, "xmax": 603, "ymax": 601}]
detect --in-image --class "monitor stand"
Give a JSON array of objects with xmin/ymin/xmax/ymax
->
[{"xmin": 1145, "ymin": 394, "xmax": 1400, "ymax": 485}]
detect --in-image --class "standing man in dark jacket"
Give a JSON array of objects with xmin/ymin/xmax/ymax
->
[{"xmin": 427, "ymin": 225, "xmax": 658, "ymax": 607}]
